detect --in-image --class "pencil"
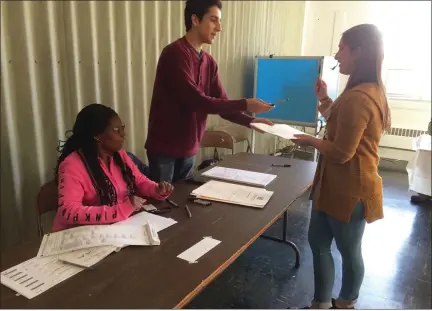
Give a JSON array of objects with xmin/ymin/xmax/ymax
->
[{"xmin": 185, "ymin": 205, "xmax": 192, "ymax": 218}]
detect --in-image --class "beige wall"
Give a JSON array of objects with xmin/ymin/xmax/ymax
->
[{"xmin": 0, "ymin": 1, "xmax": 305, "ymax": 250}]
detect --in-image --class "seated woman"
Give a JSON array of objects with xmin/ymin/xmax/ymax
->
[{"xmin": 52, "ymin": 103, "xmax": 173, "ymax": 232}]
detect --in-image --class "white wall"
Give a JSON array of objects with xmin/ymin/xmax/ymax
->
[{"xmin": 301, "ymin": 1, "xmax": 431, "ymax": 161}]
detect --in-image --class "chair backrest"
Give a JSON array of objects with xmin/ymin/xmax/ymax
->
[{"xmin": 36, "ymin": 180, "xmax": 58, "ymax": 237}]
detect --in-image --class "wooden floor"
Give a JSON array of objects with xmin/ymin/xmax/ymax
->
[{"xmin": 186, "ymin": 170, "xmax": 432, "ymax": 309}]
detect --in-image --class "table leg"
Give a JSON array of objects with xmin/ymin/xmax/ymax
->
[{"xmin": 260, "ymin": 210, "xmax": 301, "ymax": 268}]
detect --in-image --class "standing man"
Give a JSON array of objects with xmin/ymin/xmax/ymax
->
[{"xmin": 145, "ymin": 0, "xmax": 273, "ymax": 183}]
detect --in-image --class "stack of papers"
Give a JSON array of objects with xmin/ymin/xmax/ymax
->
[
  {"xmin": 192, "ymin": 180, "xmax": 274, "ymax": 208},
  {"xmin": 1, "ymin": 211, "xmax": 177, "ymax": 299},
  {"xmin": 37, "ymin": 223, "xmax": 160, "ymax": 258},
  {"xmin": 250, "ymin": 122, "xmax": 311, "ymax": 140},
  {"xmin": 202, "ymin": 166, "xmax": 277, "ymax": 187}
]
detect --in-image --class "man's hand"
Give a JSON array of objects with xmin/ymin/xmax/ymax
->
[
  {"xmin": 246, "ymin": 98, "xmax": 273, "ymax": 114},
  {"xmin": 156, "ymin": 181, "xmax": 174, "ymax": 196},
  {"xmin": 250, "ymin": 118, "xmax": 274, "ymax": 133}
]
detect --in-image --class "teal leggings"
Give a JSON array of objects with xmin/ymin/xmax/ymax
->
[{"xmin": 308, "ymin": 201, "xmax": 366, "ymax": 308}]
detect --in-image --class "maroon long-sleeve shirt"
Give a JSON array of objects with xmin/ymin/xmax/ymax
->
[{"xmin": 145, "ymin": 37, "xmax": 253, "ymax": 158}]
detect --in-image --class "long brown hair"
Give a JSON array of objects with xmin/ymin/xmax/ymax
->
[{"xmin": 342, "ymin": 24, "xmax": 391, "ymax": 132}]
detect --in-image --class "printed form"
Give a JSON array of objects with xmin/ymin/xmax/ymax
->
[
  {"xmin": 37, "ymin": 224, "xmax": 159, "ymax": 257},
  {"xmin": 1, "ymin": 255, "xmax": 84, "ymax": 299},
  {"xmin": 202, "ymin": 166, "xmax": 277, "ymax": 187},
  {"xmin": 58, "ymin": 212, "xmax": 176, "ymax": 267},
  {"xmin": 192, "ymin": 180, "xmax": 274, "ymax": 208}
]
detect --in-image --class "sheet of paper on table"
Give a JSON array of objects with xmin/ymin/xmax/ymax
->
[
  {"xmin": 58, "ymin": 212, "xmax": 177, "ymax": 267},
  {"xmin": 115, "ymin": 210, "xmax": 177, "ymax": 233},
  {"xmin": 37, "ymin": 223, "xmax": 159, "ymax": 258},
  {"xmin": 191, "ymin": 180, "xmax": 274, "ymax": 208},
  {"xmin": 201, "ymin": 166, "xmax": 277, "ymax": 187},
  {"xmin": 1, "ymin": 254, "xmax": 84, "ymax": 299}
]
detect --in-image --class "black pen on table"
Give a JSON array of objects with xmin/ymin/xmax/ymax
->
[
  {"xmin": 271, "ymin": 164, "xmax": 291, "ymax": 167},
  {"xmin": 185, "ymin": 205, "xmax": 192, "ymax": 218},
  {"xmin": 166, "ymin": 199, "xmax": 179, "ymax": 208}
]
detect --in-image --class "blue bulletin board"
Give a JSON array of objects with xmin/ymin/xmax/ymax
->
[{"xmin": 254, "ymin": 57, "xmax": 323, "ymax": 127}]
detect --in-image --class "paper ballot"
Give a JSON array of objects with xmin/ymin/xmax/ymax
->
[
  {"xmin": 192, "ymin": 180, "xmax": 273, "ymax": 208},
  {"xmin": 58, "ymin": 212, "xmax": 176, "ymax": 267},
  {"xmin": 37, "ymin": 224, "xmax": 159, "ymax": 257},
  {"xmin": 202, "ymin": 166, "xmax": 277, "ymax": 187},
  {"xmin": 58, "ymin": 222, "xmax": 160, "ymax": 267},
  {"xmin": 1, "ymin": 255, "xmax": 84, "ymax": 299},
  {"xmin": 58, "ymin": 245, "xmax": 117, "ymax": 268},
  {"xmin": 250, "ymin": 122, "xmax": 311, "ymax": 140}
]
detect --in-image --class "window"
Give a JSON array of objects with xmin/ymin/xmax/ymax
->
[{"xmin": 371, "ymin": 1, "xmax": 431, "ymax": 101}]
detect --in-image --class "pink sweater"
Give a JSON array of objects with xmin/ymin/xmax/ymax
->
[{"xmin": 52, "ymin": 149, "xmax": 166, "ymax": 232}]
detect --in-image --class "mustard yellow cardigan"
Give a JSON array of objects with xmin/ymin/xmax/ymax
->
[{"xmin": 311, "ymin": 83, "xmax": 388, "ymax": 223}]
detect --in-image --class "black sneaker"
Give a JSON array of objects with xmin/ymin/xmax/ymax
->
[{"xmin": 411, "ymin": 194, "xmax": 432, "ymax": 204}]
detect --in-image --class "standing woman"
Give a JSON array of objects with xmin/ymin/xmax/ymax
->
[{"xmin": 292, "ymin": 24, "xmax": 391, "ymax": 309}]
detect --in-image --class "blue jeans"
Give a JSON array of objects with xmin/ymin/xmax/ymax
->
[
  {"xmin": 147, "ymin": 153, "xmax": 195, "ymax": 183},
  {"xmin": 126, "ymin": 152, "xmax": 149, "ymax": 177},
  {"xmin": 308, "ymin": 201, "xmax": 366, "ymax": 308}
]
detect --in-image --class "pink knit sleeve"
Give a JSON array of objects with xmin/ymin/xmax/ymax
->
[
  {"xmin": 55, "ymin": 157, "xmax": 135, "ymax": 226},
  {"xmin": 119, "ymin": 150, "xmax": 169, "ymax": 200}
]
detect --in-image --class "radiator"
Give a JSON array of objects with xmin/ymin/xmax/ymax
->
[{"xmin": 380, "ymin": 127, "xmax": 428, "ymax": 150}]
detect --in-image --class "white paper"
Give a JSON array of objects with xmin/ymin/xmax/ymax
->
[
  {"xmin": 1, "ymin": 255, "xmax": 83, "ymax": 299},
  {"xmin": 114, "ymin": 211, "xmax": 177, "ymax": 233},
  {"xmin": 177, "ymin": 237, "xmax": 221, "ymax": 263},
  {"xmin": 143, "ymin": 204, "xmax": 157, "ymax": 212},
  {"xmin": 250, "ymin": 123, "xmax": 311, "ymax": 140},
  {"xmin": 37, "ymin": 224, "xmax": 158, "ymax": 257},
  {"xmin": 58, "ymin": 246, "xmax": 117, "ymax": 268},
  {"xmin": 202, "ymin": 166, "xmax": 277, "ymax": 187},
  {"xmin": 57, "ymin": 212, "xmax": 176, "ymax": 267},
  {"xmin": 191, "ymin": 180, "xmax": 274, "ymax": 208}
]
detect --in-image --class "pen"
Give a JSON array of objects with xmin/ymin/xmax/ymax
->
[
  {"xmin": 166, "ymin": 199, "xmax": 179, "ymax": 208},
  {"xmin": 271, "ymin": 164, "xmax": 291, "ymax": 167},
  {"xmin": 185, "ymin": 205, "xmax": 192, "ymax": 218},
  {"xmin": 271, "ymin": 98, "xmax": 289, "ymax": 106},
  {"xmin": 60, "ymin": 260, "xmax": 95, "ymax": 270}
]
